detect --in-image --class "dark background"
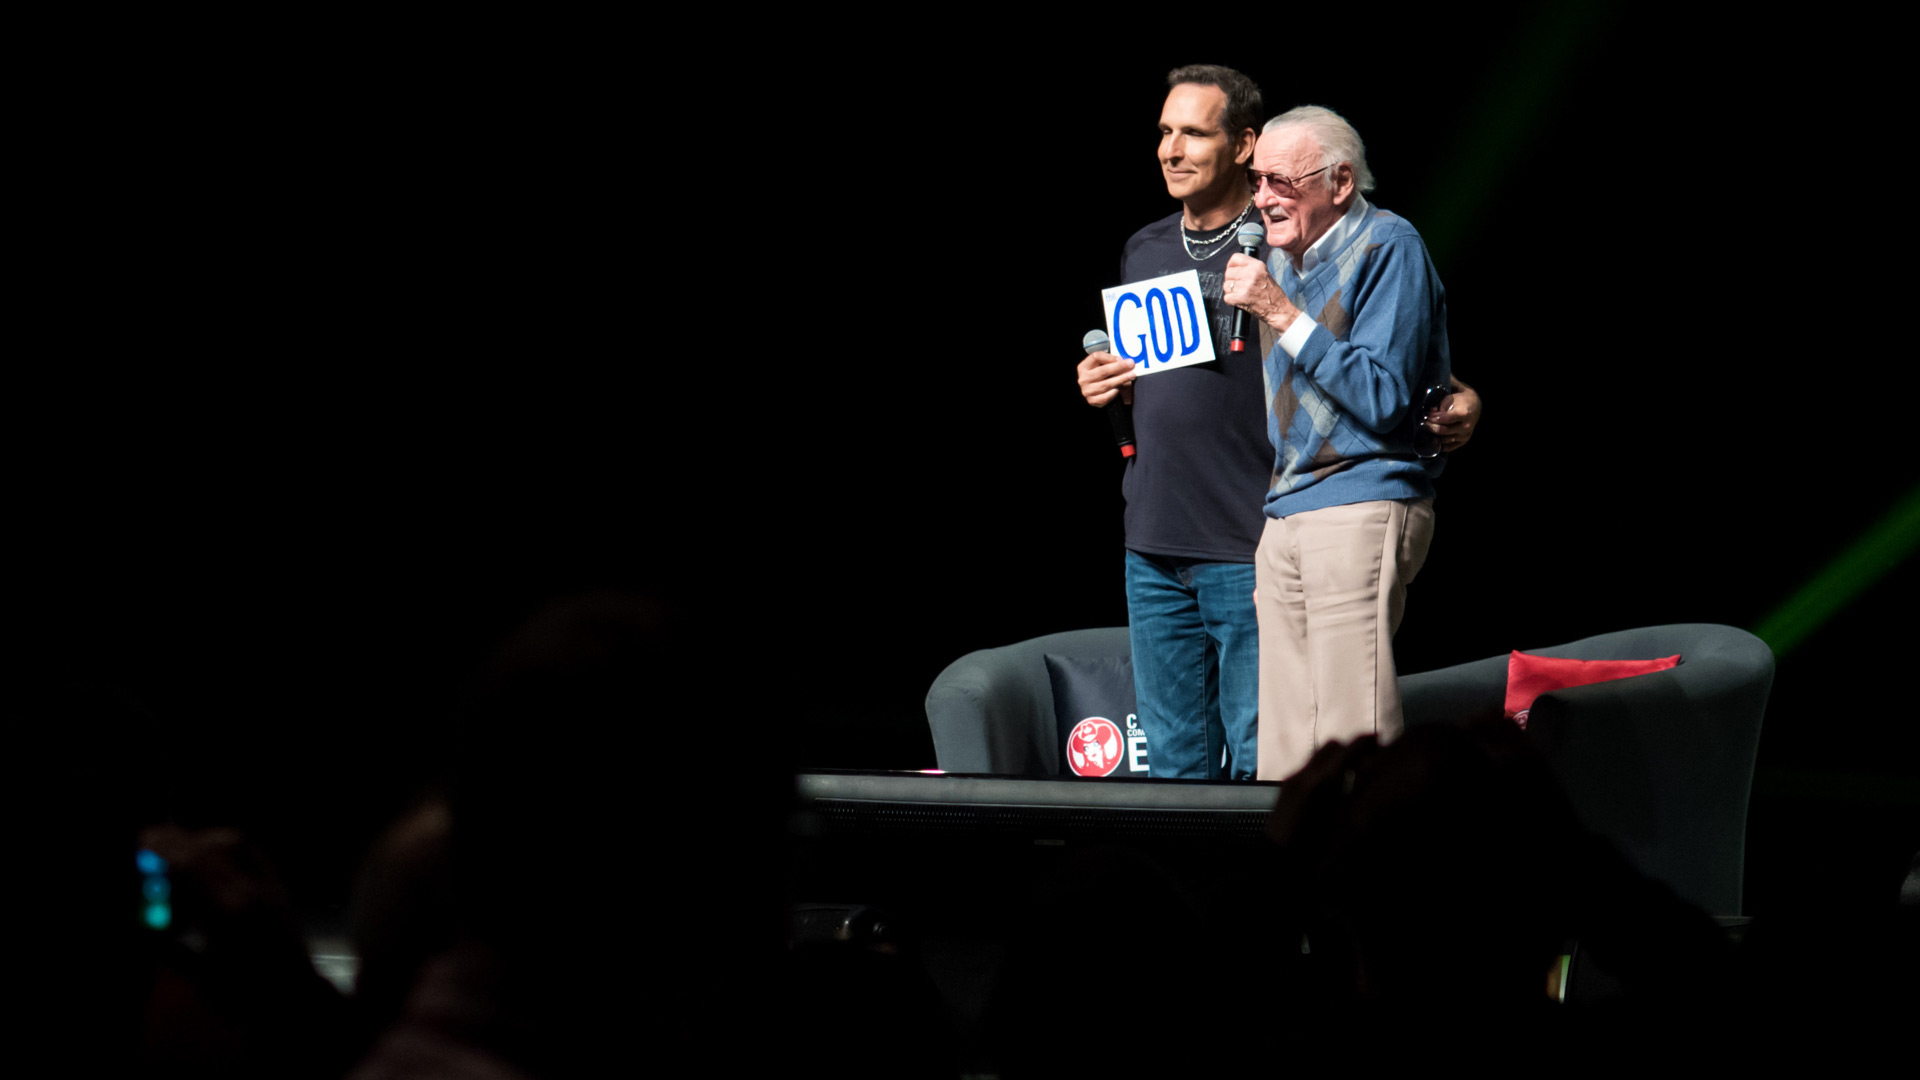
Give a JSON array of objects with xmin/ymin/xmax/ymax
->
[{"xmin": 33, "ymin": 6, "xmax": 1913, "ymax": 923}]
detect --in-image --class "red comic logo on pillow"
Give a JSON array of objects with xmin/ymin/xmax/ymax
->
[{"xmin": 1068, "ymin": 717, "xmax": 1123, "ymax": 777}]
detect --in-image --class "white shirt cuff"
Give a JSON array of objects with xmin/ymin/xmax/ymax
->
[{"xmin": 1279, "ymin": 311, "xmax": 1318, "ymax": 359}]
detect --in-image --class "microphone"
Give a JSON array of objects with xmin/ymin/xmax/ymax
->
[
  {"xmin": 1229, "ymin": 221, "xmax": 1264, "ymax": 353},
  {"xmin": 1083, "ymin": 329, "xmax": 1135, "ymax": 459}
]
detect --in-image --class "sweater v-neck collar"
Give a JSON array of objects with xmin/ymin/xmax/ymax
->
[{"xmin": 1281, "ymin": 194, "xmax": 1372, "ymax": 279}]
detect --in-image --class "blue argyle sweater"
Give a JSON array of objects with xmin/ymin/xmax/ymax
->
[{"xmin": 1262, "ymin": 207, "xmax": 1450, "ymax": 519}]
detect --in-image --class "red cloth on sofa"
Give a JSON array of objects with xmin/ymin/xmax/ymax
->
[{"xmin": 1505, "ymin": 650, "xmax": 1680, "ymax": 728}]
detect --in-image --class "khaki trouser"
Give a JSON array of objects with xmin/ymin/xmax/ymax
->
[{"xmin": 1255, "ymin": 498, "xmax": 1434, "ymax": 781}]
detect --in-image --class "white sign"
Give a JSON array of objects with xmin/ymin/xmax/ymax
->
[{"xmin": 1100, "ymin": 269, "xmax": 1216, "ymax": 376}]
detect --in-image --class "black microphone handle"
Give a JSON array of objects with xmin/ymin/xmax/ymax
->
[
  {"xmin": 1105, "ymin": 396, "xmax": 1135, "ymax": 458},
  {"xmin": 1228, "ymin": 240, "xmax": 1262, "ymax": 353},
  {"xmin": 1084, "ymin": 330, "xmax": 1135, "ymax": 459}
]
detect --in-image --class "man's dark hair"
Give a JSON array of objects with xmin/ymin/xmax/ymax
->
[{"xmin": 1166, "ymin": 64, "xmax": 1264, "ymax": 139}]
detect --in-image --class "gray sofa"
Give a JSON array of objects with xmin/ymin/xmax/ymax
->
[{"xmin": 925, "ymin": 623, "xmax": 1773, "ymax": 915}]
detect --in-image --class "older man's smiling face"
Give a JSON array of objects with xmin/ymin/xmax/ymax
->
[{"xmin": 1252, "ymin": 126, "xmax": 1352, "ymax": 259}]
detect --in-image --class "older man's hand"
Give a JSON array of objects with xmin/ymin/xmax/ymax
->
[
  {"xmin": 1223, "ymin": 252, "xmax": 1299, "ymax": 334},
  {"xmin": 1076, "ymin": 350, "xmax": 1136, "ymax": 407}
]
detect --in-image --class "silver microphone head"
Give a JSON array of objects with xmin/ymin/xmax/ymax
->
[
  {"xmin": 1082, "ymin": 329, "xmax": 1110, "ymax": 355},
  {"xmin": 1236, "ymin": 222, "xmax": 1265, "ymax": 250}
]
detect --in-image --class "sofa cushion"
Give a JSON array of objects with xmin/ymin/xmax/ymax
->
[
  {"xmin": 1505, "ymin": 650, "xmax": 1681, "ymax": 727},
  {"xmin": 1044, "ymin": 653, "xmax": 1149, "ymax": 777}
]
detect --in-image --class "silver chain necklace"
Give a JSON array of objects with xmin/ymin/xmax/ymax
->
[{"xmin": 1180, "ymin": 199, "xmax": 1257, "ymax": 261}]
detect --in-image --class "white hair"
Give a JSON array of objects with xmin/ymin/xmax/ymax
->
[{"xmin": 1263, "ymin": 105, "xmax": 1375, "ymax": 194}]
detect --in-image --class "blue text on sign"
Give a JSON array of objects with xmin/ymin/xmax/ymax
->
[{"xmin": 1111, "ymin": 285, "xmax": 1204, "ymax": 367}]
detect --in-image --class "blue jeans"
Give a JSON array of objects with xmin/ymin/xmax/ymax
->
[{"xmin": 1124, "ymin": 550, "xmax": 1261, "ymax": 780}]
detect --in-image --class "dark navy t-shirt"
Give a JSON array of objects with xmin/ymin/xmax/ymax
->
[{"xmin": 1118, "ymin": 209, "xmax": 1275, "ymax": 563}]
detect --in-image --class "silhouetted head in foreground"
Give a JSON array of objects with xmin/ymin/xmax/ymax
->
[{"xmin": 1267, "ymin": 720, "xmax": 1582, "ymax": 1010}]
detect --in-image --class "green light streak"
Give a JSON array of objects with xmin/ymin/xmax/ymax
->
[
  {"xmin": 1415, "ymin": 2, "xmax": 1619, "ymax": 265},
  {"xmin": 1404, "ymin": 2, "xmax": 1918, "ymax": 660},
  {"xmin": 1751, "ymin": 484, "xmax": 1920, "ymax": 659}
]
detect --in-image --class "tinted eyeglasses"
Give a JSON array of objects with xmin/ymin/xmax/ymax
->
[
  {"xmin": 1414, "ymin": 385, "xmax": 1453, "ymax": 459},
  {"xmin": 1247, "ymin": 164, "xmax": 1330, "ymax": 197}
]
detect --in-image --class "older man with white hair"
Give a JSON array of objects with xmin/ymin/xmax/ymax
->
[{"xmin": 1221, "ymin": 105, "xmax": 1451, "ymax": 781}]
